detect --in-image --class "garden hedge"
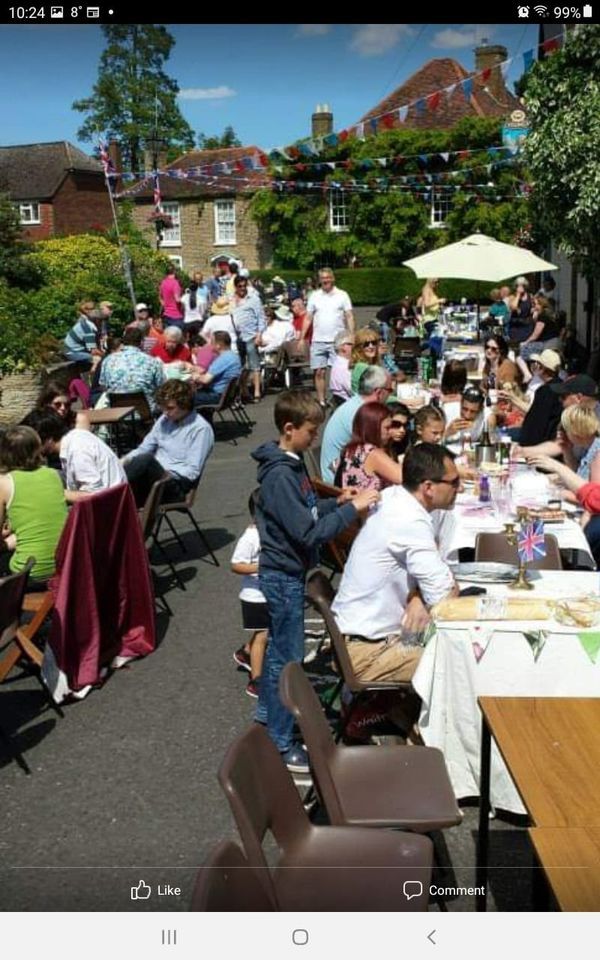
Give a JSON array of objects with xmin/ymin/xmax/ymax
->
[{"xmin": 253, "ymin": 268, "xmax": 496, "ymax": 306}]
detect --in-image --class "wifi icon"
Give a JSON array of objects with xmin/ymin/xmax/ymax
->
[{"xmin": 534, "ymin": 4, "xmax": 549, "ymax": 13}]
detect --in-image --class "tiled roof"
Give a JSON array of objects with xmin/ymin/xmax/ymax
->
[
  {"xmin": 0, "ymin": 141, "xmax": 103, "ymax": 200},
  {"xmin": 359, "ymin": 58, "xmax": 521, "ymax": 130},
  {"xmin": 130, "ymin": 145, "xmax": 271, "ymax": 201}
]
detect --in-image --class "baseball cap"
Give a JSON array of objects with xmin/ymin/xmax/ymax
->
[
  {"xmin": 136, "ymin": 302, "xmax": 149, "ymax": 311},
  {"xmin": 550, "ymin": 374, "xmax": 598, "ymax": 397},
  {"xmin": 530, "ymin": 349, "xmax": 561, "ymax": 373}
]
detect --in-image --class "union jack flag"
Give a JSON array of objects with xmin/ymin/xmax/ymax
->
[
  {"xmin": 517, "ymin": 519, "xmax": 546, "ymax": 564},
  {"xmin": 152, "ymin": 174, "xmax": 163, "ymax": 213},
  {"xmin": 99, "ymin": 141, "xmax": 115, "ymax": 177}
]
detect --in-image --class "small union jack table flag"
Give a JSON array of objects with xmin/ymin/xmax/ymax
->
[{"xmin": 517, "ymin": 519, "xmax": 546, "ymax": 564}]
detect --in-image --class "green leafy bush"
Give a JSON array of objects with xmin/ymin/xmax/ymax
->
[{"xmin": 252, "ymin": 268, "xmax": 494, "ymax": 306}]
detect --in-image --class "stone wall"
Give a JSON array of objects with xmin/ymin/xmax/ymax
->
[
  {"xmin": 131, "ymin": 195, "xmax": 272, "ymax": 274},
  {"xmin": 0, "ymin": 361, "xmax": 80, "ymax": 425}
]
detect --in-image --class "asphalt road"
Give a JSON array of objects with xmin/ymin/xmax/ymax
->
[{"xmin": 0, "ymin": 382, "xmax": 536, "ymax": 913}]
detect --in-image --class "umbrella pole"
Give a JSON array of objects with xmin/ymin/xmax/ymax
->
[{"xmin": 477, "ymin": 281, "xmax": 481, "ymax": 342}]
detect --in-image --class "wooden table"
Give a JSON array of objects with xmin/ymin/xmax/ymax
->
[
  {"xmin": 87, "ymin": 407, "xmax": 135, "ymax": 425},
  {"xmin": 529, "ymin": 827, "xmax": 600, "ymax": 911},
  {"xmin": 476, "ymin": 697, "xmax": 600, "ymax": 909}
]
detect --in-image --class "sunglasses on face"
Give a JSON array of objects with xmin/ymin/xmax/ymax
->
[
  {"xmin": 362, "ymin": 340, "xmax": 378, "ymax": 347},
  {"xmin": 51, "ymin": 399, "xmax": 70, "ymax": 409},
  {"xmin": 485, "ymin": 345, "xmax": 499, "ymax": 352},
  {"xmin": 390, "ymin": 420, "xmax": 407, "ymax": 428},
  {"xmin": 434, "ymin": 476, "xmax": 461, "ymax": 488}
]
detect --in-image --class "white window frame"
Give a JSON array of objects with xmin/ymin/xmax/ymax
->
[
  {"xmin": 329, "ymin": 190, "xmax": 349, "ymax": 233},
  {"xmin": 429, "ymin": 191, "xmax": 452, "ymax": 229},
  {"xmin": 19, "ymin": 202, "xmax": 41, "ymax": 224},
  {"xmin": 161, "ymin": 201, "xmax": 181, "ymax": 246},
  {"xmin": 167, "ymin": 255, "xmax": 183, "ymax": 269},
  {"xmin": 214, "ymin": 199, "xmax": 236, "ymax": 245}
]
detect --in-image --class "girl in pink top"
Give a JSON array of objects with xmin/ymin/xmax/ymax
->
[
  {"xmin": 335, "ymin": 402, "xmax": 403, "ymax": 491},
  {"xmin": 159, "ymin": 264, "xmax": 183, "ymax": 322}
]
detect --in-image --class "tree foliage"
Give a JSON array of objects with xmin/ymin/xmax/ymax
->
[
  {"xmin": 72, "ymin": 25, "xmax": 194, "ymax": 172},
  {"xmin": 197, "ymin": 126, "xmax": 242, "ymax": 150},
  {"xmin": 250, "ymin": 117, "xmax": 530, "ymax": 270},
  {"xmin": 524, "ymin": 25, "xmax": 600, "ymax": 276}
]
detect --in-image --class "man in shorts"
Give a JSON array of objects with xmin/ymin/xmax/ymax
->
[{"xmin": 305, "ymin": 268, "xmax": 354, "ymax": 407}]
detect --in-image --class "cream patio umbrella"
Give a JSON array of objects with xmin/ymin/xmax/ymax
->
[{"xmin": 403, "ymin": 233, "xmax": 557, "ymax": 338}]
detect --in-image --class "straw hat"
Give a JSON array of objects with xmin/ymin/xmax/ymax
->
[
  {"xmin": 530, "ymin": 348, "xmax": 561, "ymax": 373},
  {"xmin": 211, "ymin": 296, "xmax": 232, "ymax": 316},
  {"xmin": 274, "ymin": 305, "xmax": 293, "ymax": 322}
]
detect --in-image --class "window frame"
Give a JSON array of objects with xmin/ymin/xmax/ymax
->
[
  {"xmin": 429, "ymin": 190, "xmax": 452, "ymax": 229},
  {"xmin": 160, "ymin": 201, "xmax": 181, "ymax": 246},
  {"xmin": 19, "ymin": 202, "xmax": 41, "ymax": 224},
  {"xmin": 328, "ymin": 189, "xmax": 350, "ymax": 233},
  {"xmin": 214, "ymin": 199, "xmax": 237, "ymax": 245}
]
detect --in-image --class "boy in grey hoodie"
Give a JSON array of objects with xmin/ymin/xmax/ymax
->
[{"xmin": 251, "ymin": 389, "xmax": 379, "ymax": 772}]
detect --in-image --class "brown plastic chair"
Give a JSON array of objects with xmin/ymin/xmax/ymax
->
[
  {"xmin": 280, "ymin": 662, "xmax": 461, "ymax": 832},
  {"xmin": 190, "ymin": 839, "xmax": 276, "ymax": 912},
  {"xmin": 218, "ymin": 723, "xmax": 433, "ymax": 912},
  {"xmin": 197, "ymin": 377, "xmax": 251, "ymax": 445},
  {"xmin": 305, "ymin": 570, "xmax": 415, "ymax": 739},
  {"xmin": 154, "ymin": 480, "xmax": 219, "ymax": 568},
  {"xmin": 304, "ymin": 444, "xmax": 322, "ymax": 481},
  {"xmin": 475, "ymin": 532, "xmax": 562, "ymax": 570},
  {"xmin": 311, "ymin": 479, "xmax": 362, "ymax": 575},
  {"xmin": 282, "ymin": 339, "xmax": 311, "ymax": 388}
]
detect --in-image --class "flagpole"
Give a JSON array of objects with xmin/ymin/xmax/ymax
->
[{"xmin": 100, "ymin": 140, "xmax": 138, "ymax": 319}]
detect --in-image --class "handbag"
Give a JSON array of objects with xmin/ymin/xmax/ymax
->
[{"xmin": 231, "ymin": 315, "xmax": 248, "ymax": 363}]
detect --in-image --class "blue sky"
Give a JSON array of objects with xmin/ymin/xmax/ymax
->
[{"xmin": 1, "ymin": 23, "xmax": 538, "ymax": 153}]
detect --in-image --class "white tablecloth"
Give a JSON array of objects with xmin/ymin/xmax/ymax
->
[{"xmin": 412, "ymin": 571, "xmax": 600, "ymax": 813}]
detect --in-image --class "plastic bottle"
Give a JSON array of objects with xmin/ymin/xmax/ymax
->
[{"xmin": 479, "ymin": 473, "xmax": 491, "ymax": 503}]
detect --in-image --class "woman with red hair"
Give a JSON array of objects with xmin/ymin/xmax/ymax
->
[{"xmin": 335, "ymin": 401, "xmax": 403, "ymax": 491}]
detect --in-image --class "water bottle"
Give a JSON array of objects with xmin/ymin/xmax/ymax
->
[{"xmin": 479, "ymin": 473, "xmax": 491, "ymax": 503}]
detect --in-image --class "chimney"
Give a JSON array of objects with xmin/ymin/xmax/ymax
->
[
  {"xmin": 474, "ymin": 40, "xmax": 509, "ymax": 104},
  {"xmin": 143, "ymin": 146, "xmax": 168, "ymax": 173},
  {"xmin": 108, "ymin": 139, "xmax": 122, "ymax": 174},
  {"xmin": 311, "ymin": 103, "xmax": 333, "ymax": 138}
]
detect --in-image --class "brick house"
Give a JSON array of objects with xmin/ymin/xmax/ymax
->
[
  {"xmin": 0, "ymin": 141, "xmax": 112, "ymax": 240},
  {"xmin": 129, "ymin": 146, "xmax": 273, "ymax": 273}
]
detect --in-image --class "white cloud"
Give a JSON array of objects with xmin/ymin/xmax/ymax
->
[
  {"xmin": 178, "ymin": 86, "xmax": 237, "ymax": 101},
  {"xmin": 350, "ymin": 24, "xmax": 413, "ymax": 57},
  {"xmin": 431, "ymin": 27, "xmax": 493, "ymax": 49},
  {"xmin": 297, "ymin": 24, "xmax": 332, "ymax": 36}
]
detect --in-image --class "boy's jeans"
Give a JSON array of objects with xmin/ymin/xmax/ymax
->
[{"xmin": 255, "ymin": 570, "xmax": 305, "ymax": 754}]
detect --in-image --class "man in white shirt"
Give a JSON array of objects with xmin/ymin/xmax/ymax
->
[
  {"xmin": 444, "ymin": 387, "xmax": 486, "ymax": 453},
  {"xmin": 332, "ymin": 442, "xmax": 460, "ymax": 685},
  {"xmin": 304, "ymin": 268, "xmax": 354, "ymax": 406}
]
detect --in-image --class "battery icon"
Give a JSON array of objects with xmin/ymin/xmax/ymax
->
[{"xmin": 583, "ymin": 3, "xmax": 593, "ymax": 14}]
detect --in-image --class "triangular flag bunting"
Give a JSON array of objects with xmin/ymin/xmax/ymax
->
[
  {"xmin": 427, "ymin": 91, "xmax": 441, "ymax": 111},
  {"xmin": 399, "ymin": 105, "xmax": 409, "ymax": 123},
  {"xmin": 481, "ymin": 67, "xmax": 492, "ymax": 83},
  {"xmin": 462, "ymin": 78, "xmax": 473, "ymax": 100},
  {"xmin": 577, "ymin": 632, "xmax": 600, "ymax": 664},
  {"xmin": 415, "ymin": 98, "xmax": 426, "ymax": 116},
  {"xmin": 440, "ymin": 152, "xmax": 450, "ymax": 163},
  {"xmin": 523, "ymin": 630, "xmax": 548, "ymax": 662}
]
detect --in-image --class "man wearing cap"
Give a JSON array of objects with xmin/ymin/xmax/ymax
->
[
  {"xmin": 513, "ymin": 348, "xmax": 564, "ymax": 447},
  {"xmin": 518, "ymin": 372, "xmax": 600, "ymax": 461},
  {"xmin": 305, "ymin": 268, "xmax": 354, "ymax": 407}
]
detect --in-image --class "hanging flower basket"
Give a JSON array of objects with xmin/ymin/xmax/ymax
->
[{"xmin": 147, "ymin": 211, "xmax": 174, "ymax": 233}]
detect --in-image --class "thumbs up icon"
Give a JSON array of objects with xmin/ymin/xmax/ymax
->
[{"xmin": 130, "ymin": 880, "xmax": 152, "ymax": 900}]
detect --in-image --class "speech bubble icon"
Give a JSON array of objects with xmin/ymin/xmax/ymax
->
[{"xmin": 403, "ymin": 880, "xmax": 423, "ymax": 901}]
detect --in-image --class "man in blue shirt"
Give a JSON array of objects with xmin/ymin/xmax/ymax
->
[
  {"xmin": 320, "ymin": 366, "xmax": 392, "ymax": 483},
  {"xmin": 63, "ymin": 303, "xmax": 103, "ymax": 367},
  {"xmin": 195, "ymin": 331, "xmax": 242, "ymax": 406},
  {"xmin": 123, "ymin": 379, "xmax": 214, "ymax": 506}
]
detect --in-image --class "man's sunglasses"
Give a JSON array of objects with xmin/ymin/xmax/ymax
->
[{"xmin": 433, "ymin": 476, "xmax": 461, "ymax": 488}]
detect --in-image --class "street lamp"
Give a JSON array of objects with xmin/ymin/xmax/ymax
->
[{"xmin": 144, "ymin": 132, "xmax": 171, "ymax": 251}]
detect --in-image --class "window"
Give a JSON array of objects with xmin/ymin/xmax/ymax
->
[
  {"xmin": 19, "ymin": 202, "xmax": 40, "ymax": 224},
  {"xmin": 168, "ymin": 255, "xmax": 183, "ymax": 269},
  {"xmin": 161, "ymin": 201, "xmax": 181, "ymax": 246},
  {"xmin": 214, "ymin": 199, "xmax": 236, "ymax": 244},
  {"xmin": 430, "ymin": 191, "xmax": 452, "ymax": 228},
  {"xmin": 329, "ymin": 190, "xmax": 349, "ymax": 232}
]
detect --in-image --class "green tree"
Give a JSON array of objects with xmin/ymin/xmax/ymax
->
[
  {"xmin": 524, "ymin": 25, "xmax": 600, "ymax": 276},
  {"xmin": 0, "ymin": 194, "xmax": 43, "ymax": 289},
  {"xmin": 197, "ymin": 126, "xmax": 242, "ymax": 150},
  {"xmin": 72, "ymin": 25, "xmax": 194, "ymax": 172}
]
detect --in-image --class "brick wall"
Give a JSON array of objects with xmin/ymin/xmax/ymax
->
[
  {"xmin": 130, "ymin": 195, "xmax": 273, "ymax": 273},
  {"xmin": 52, "ymin": 172, "xmax": 113, "ymax": 236},
  {"xmin": 21, "ymin": 202, "xmax": 54, "ymax": 241}
]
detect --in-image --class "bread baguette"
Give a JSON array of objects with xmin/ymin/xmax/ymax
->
[{"xmin": 432, "ymin": 596, "xmax": 551, "ymax": 621}]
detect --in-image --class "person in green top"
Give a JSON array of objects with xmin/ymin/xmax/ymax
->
[
  {"xmin": 0, "ymin": 425, "xmax": 67, "ymax": 583},
  {"xmin": 349, "ymin": 327, "xmax": 381, "ymax": 395}
]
